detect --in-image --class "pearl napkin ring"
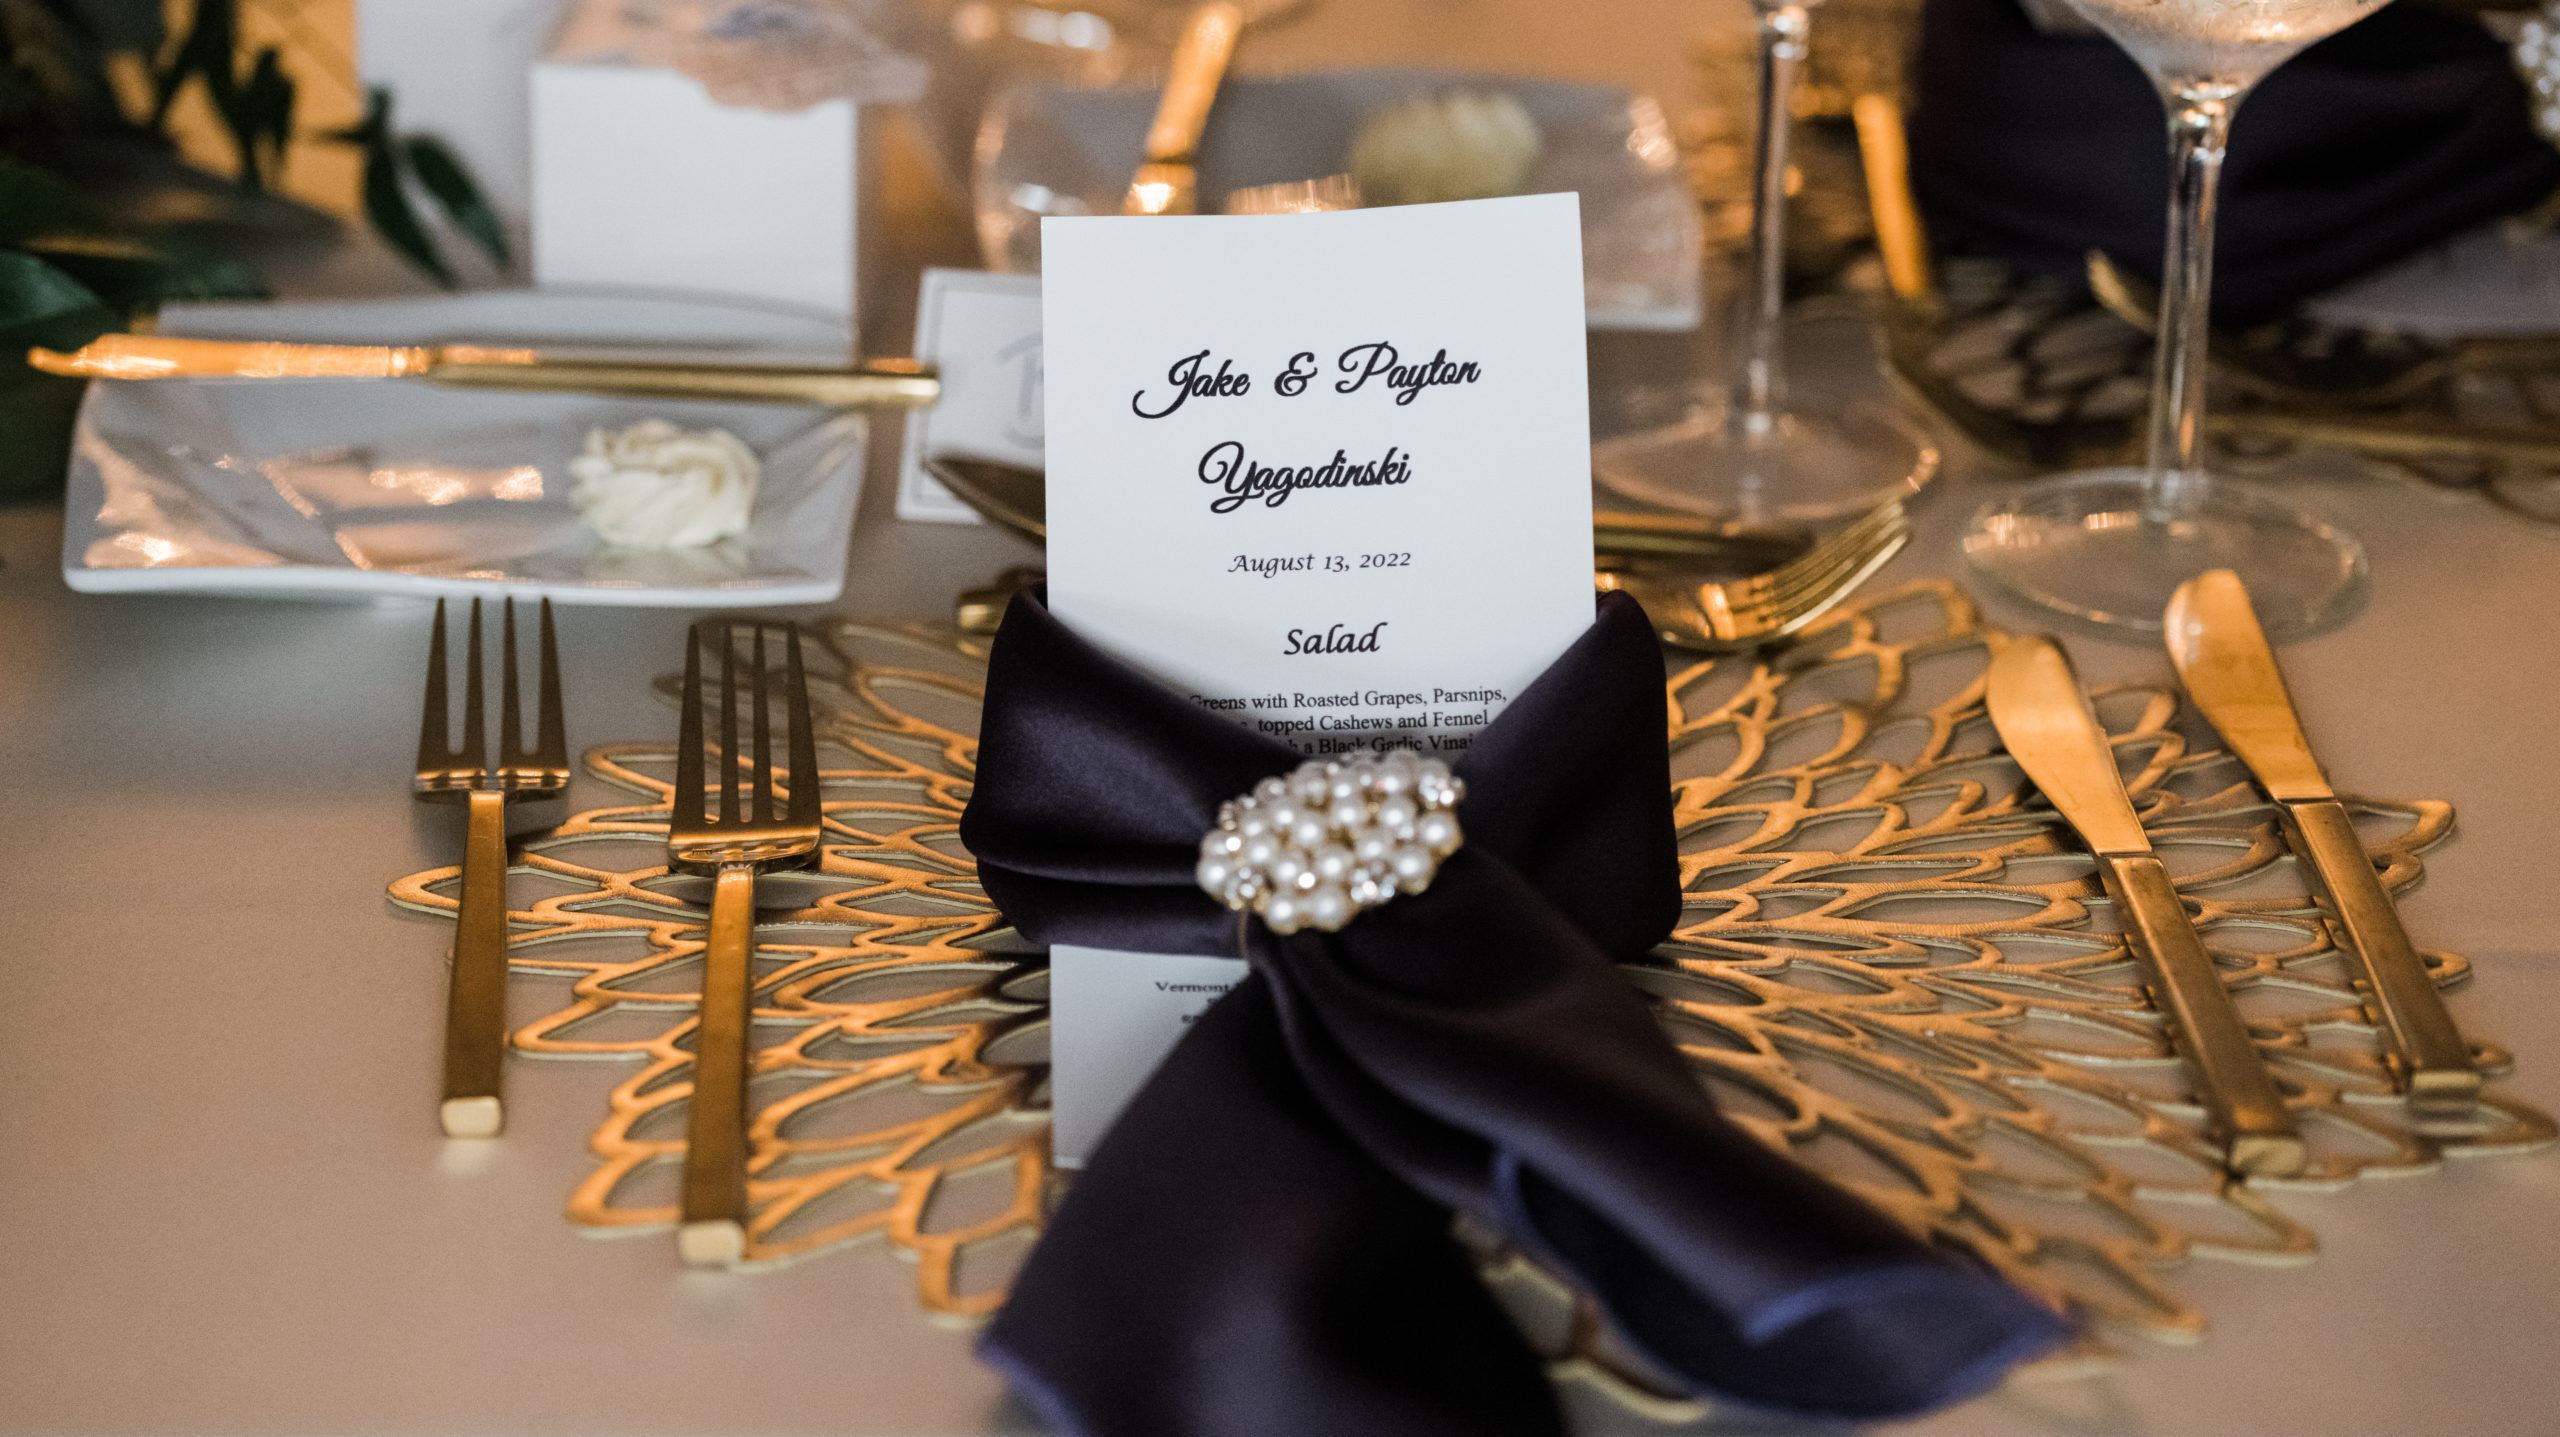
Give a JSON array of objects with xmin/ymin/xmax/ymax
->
[{"xmin": 1195, "ymin": 753, "xmax": 1466, "ymax": 934}]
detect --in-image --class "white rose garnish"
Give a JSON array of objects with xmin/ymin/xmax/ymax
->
[
  {"xmin": 568, "ymin": 419, "xmax": 761, "ymax": 549},
  {"xmin": 1349, "ymin": 91, "xmax": 1543, "ymax": 209}
]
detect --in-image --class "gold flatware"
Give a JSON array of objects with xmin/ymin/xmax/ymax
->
[
  {"xmin": 919, "ymin": 453, "xmax": 1815, "ymax": 570},
  {"xmin": 31, "ymin": 334, "xmax": 940, "ymax": 409},
  {"xmin": 1124, "ymin": 1, "xmax": 1245, "ymax": 215},
  {"xmin": 668, "ymin": 618, "xmax": 824, "ymax": 1266},
  {"xmin": 1222, "ymin": 173, "xmax": 1361, "ymax": 215},
  {"xmin": 2165, "ymin": 569, "xmax": 2479, "ymax": 1127},
  {"xmin": 1850, "ymin": 94, "xmax": 1932, "ymax": 304},
  {"xmin": 1986, "ymin": 634, "xmax": 2303, "ymax": 1176},
  {"xmin": 413, "ymin": 597, "xmax": 568, "ymax": 1138},
  {"xmin": 956, "ymin": 566, "xmax": 1044, "ymax": 637},
  {"xmin": 1596, "ymin": 500, "xmax": 1909, "ymax": 652}
]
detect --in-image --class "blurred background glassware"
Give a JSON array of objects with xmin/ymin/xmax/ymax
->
[
  {"xmin": 1961, "ymin": 0, "xmax": 2385, "ymax": 637},
  {"xmin": 1589, "ymin": 0, "xmax": 1937, "ymax": 527},
  {"xmin": 886, "ymin": 0, "xmax": 1154, "ymax": 203},
  {"xmin": 971, "ymin": 69, "xmax": 1701, "ymax": 328}
]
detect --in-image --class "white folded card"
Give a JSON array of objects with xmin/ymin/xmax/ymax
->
[
  {"xmin": 895, "ymin": 269, "xmax": 1045, "ymax": 523},
  {"xmin": 1038, "ymin": 194, "xmax": 1594, "ymax": 1167}
]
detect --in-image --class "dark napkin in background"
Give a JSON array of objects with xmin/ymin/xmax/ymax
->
[
  {"xmin": 960, "ymin": 589, "xmax": 2070, "ymax": 1437},
  {"xmin": 1909, "ymin": 0, "xmax": 2560, "ymax": 325}
]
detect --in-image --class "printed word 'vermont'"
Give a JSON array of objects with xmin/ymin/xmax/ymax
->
[{"xmin": 1200, "ymin": 442, "xmax": 1409, "ymax": 514}]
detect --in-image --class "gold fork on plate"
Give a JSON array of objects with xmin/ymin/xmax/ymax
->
[
  {"xmin": 1596, "ymin": 500, "xmax": 1912, "ymax": 652},
  {"xmin": 668, "ymin": 618, "xmax": 824, "ymax": 1266},
  {"xmin": 413, "ymin": 597, "xmax": 567, "ymax": 1138}
]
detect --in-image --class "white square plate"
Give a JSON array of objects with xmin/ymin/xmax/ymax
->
[{"xmin": 61, "ymin": 289, "xmax": 867, "ymax": 607}]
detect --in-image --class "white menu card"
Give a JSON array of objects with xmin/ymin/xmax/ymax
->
[{"xmin": 1040, "ymin": 194, "xmax": 1595, "ymax": 1165}]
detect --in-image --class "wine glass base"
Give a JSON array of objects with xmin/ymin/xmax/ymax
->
[
  {"xmin": 1593, "ymin": 396, "xmax": 1940, "ymax": 528},
  {"xmin": 1964, "ymin": 468, "xmax": 2368, "ymax": 639}
]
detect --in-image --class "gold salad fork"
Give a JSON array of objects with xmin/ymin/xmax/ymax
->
[
  {"xmin": 1596, "ymin": 500, "xmax": 1912, "ymax": 652},
  {"xmin": 414, "ymin": 597, "xmax": 567, "ymax": 1138},
  {"xmin": 668, "ymin": 619, "xmax": 823, "ymax": 1266}
]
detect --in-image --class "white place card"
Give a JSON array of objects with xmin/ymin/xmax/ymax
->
[
  {"xmin": 530, "ymin": 61, "xmax": 857, "ymax": 329},
  {"xmin": 1039, "ymin": 194, "xmax": 1594, "ymax": 1166},
  {"xmin": 894, "ymin": 269, "xmax": 1045, "ymax": 523}
]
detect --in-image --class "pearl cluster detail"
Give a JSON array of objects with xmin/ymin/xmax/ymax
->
[{"xmin": 1195, "ymin": 753, "xmax": 1466, "ymax": 934}]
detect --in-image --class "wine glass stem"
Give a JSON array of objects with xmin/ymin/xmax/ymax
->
[
  {"xmin": 2142, "ymin": 92, "xmax": 2236, "ymax": 526},
  {"xmin": 1729, "ymin": 2, "xmax": 1811, "ymax": 499}
]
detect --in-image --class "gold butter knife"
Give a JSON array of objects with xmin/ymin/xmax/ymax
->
[
  {"xmin": 30, "ymin": 334, "xmax": 940, "ymax": 409},
  {"xmin": 1124, "ymin": 1, "xmax": 1245, "ymax": 216},
  {"xmin": 1987, "ymin": 634, "xmax": 2305, "ymax": 1176},
  {"xmin": 2166, "ymin": 569, "xmax": 2479, "ymax": 1128}
]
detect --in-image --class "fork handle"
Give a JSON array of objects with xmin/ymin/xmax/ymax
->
[
  {"xmin": 680, "ymin": 862, "xmax": 759, "ymax": 1266},
  {"xmin": 440, "ymin": 789, "xmax": 512, "ymax": 1137}
]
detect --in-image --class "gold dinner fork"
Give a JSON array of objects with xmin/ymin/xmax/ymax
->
[
  {"xmin": 1596, "ymin": 499, "xmax": 1912, "ymax": 651},
  {"xmin": 668, "ymin": 618, "xmax": 824, "ymax": 1266},
  {"xmin": 414, "ymin": 597, "xmax": 567, "ymax": 1138}
]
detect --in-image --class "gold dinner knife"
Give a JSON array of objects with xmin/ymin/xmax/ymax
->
[
  {"xmin": 30, "ymin": 334, "xmax": 940, "ymax": 409},
  {"xmin": 1987, "ymin": 634, "xmax": 2305, "ymax": 1176},
  {"xmin": 2166, "ymin": 569, "xmax": 2479, "ymax": 1127}
]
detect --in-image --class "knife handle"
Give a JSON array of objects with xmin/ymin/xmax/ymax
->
[
  {"xmin": 2278, "ymin": 799, "xmax": 2479, "ymax": 1123},
  {"xmin": 428, "ymin": 359, "xmax": 940, "ymax": 409},
  {"xmin": 2093, "ymin": 853, "xmax": 2304, "ymax": 1176}
]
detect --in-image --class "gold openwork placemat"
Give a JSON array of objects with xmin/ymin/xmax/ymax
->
[{"xmin": 389, "ymin": 579, "xmax": 2551, "ymax": 1404}]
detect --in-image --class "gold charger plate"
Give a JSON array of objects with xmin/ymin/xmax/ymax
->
[{"xmin": 390, "ymin": 579, "xmax": 2550, "ymax": 1410}]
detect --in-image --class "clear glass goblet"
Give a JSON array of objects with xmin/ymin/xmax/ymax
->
[
  {"xmin": 1594, "ymin": 0, "xmax": 1939, "ymax": 528},
  {"xmin": 1962, "ymin": 0, "xmax": 2382, "ymax": 638}
]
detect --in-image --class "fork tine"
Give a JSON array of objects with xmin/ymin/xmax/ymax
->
[
  {"xmin": 750, "ymin": 625, "xmax": 774, "ymax": 824},
  {"xmin": 1745, "ymin": 524, "xmax": 1906, "ymax": 628},
  {"xmin": 499, "ymin": 597, "xmax": 524, "ymax": 765},
  {"xmin": 1742, "ymin": 505, "xmax": 1906, "ymax": 609},
  {"xmin": 674, "ymin": 622, "xmax": 706, "ymax": 832},
  {"xmin": 718, "ymin": 621, "xmax": 740, "ymax": 826},
  {"xmin": 534, "ymin": 598, "xmax": 567, "ymax": 769},
  {"xmin": 1762, "ymin": 515, "xmax": 1911, "ymax": 635},
  {"xmin": 418, "ymin": 599, "xmax": 451, "ymax": 769},
  {"xmin": 461, "ymin": 598, "xmax": 487, "ymax": 772},
  {"xmin": 1734, "ymin": 503, "xmax": 1901, "ymax": 603},
  {"xmin": 784, "ymin": 625, "xmax": 820, "ymax": 828}
]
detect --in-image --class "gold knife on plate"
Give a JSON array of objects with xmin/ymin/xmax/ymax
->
[
  {"xmin": 29, "ymin": 334, "xmax": 940, "ymax": 409},
  {"xmin": 1986, "ymin": 634, "xmax": 2306, "ymax": 1176},
  {"xmin": 2166, "ymin": 569, "xmax": 2479, "ymax": 1127}
]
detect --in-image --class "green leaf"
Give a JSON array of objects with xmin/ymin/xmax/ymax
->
[
  {"xmin": 322, "ymin": 86, "xmax": 383, "ymax": 146},
  {"xmin": 59, "ymin": 0, "xmax": 167, "ymax": 53},
  {"xmin": 134, "ymin": 234, "xmax": 266, "ymax": 301},
  {"xmin": 0, "ymin": 253, "xmax": 118, "ymax": 499},
  {"xmin": 403, "ymin": 135, "xmax": 511, "ymax": 271},
  {"xmin": 29, "ymin": 235, "xmax": 265, "ymax": 315},
  {"xmin": 358, "ymin": 126, "xmax": 451, "ymax": 288},
  {"xmin": 0, "ymin": 159, "xmax": 106, "ymax": 246},
  {"xmin": 234, "ymin": 47, "xmax": 295, "ymax": 186},
  {"xmin": 151, "ymin": 0, "xmax": 237, "ymax": 131},
  {"xmin": 0, "ymin": 249, "xmax": 110, "ymax": 331}
]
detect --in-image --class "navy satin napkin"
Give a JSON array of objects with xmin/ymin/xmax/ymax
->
[
  {"xmin": 1910, "ymin": 0, "xmax": 2560, "ymax": 325},
  {"xmin": 960, "ymin": 589, "xmax": 2070, "ymax": 1435}
]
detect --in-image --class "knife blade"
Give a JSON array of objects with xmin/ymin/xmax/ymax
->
[
  {"xmin": 1987, "ymin": 634, "xmax": 2305, "ymax": 1176},
  {"xmin": 2166, "ymin": 569, "xmax": 2478, "ymax": 1127},
  {"xmin": 29, "ymin": 334, "xmax": 941, "ymax": 409}
]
